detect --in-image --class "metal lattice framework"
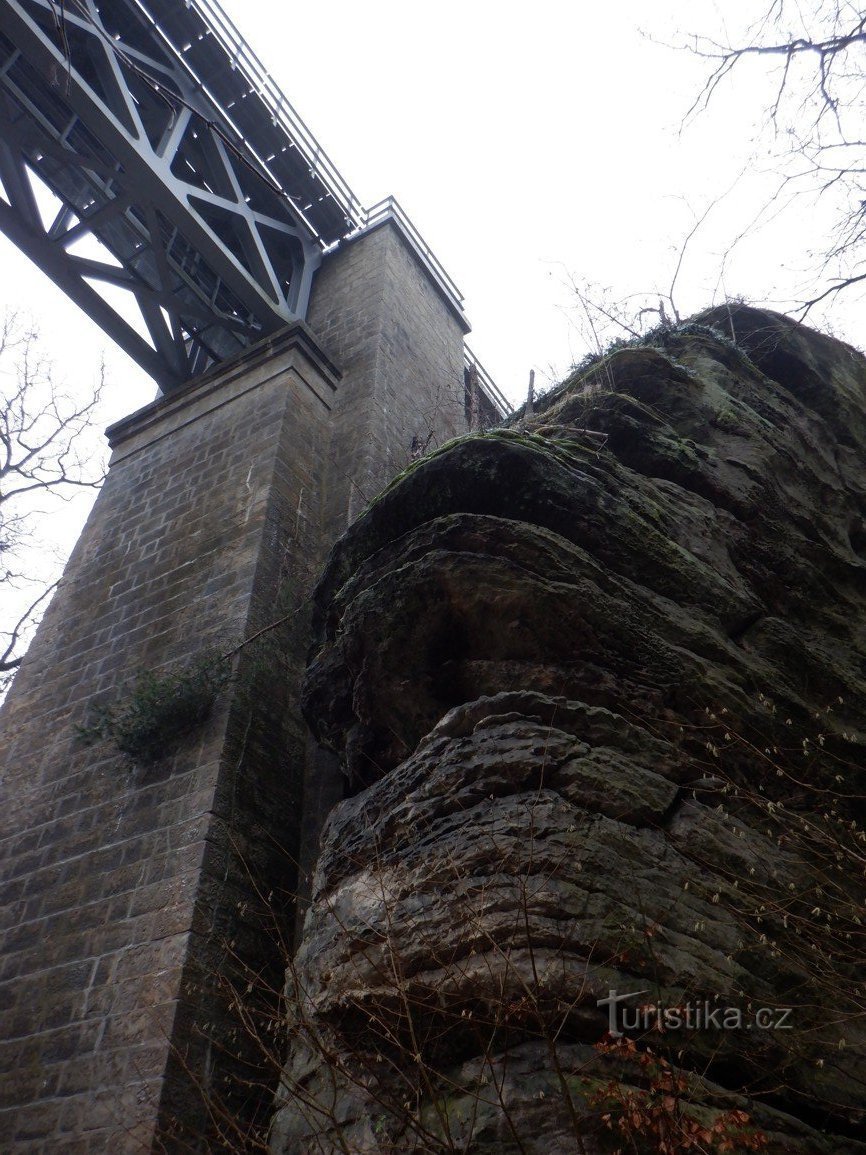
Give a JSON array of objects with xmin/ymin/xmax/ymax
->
[
  {"xmin": 0, "ymin": 0, "xmax": 513, "ymax": 416},
  {"xmin": 0, "ymin": 0, "xmax": 368, "ymax": 388}
]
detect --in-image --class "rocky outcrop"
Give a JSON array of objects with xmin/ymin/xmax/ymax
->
[{"xmin": 271, "ymin": 308, "xmax": 866, "ymax": 1153}]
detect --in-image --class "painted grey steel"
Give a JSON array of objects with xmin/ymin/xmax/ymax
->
[
  {"xmin": 0, "ymin": 0, "xmax": 512, "ymax": 415},
  {"xmin": 360, "ymin": 197, "xmax": 465, "ymax": 314},
  {"xmin": 463, "ymin": 345, "xmax": 511, "ymax": 418},
  {"xmin": 0, "ymin": 0, "xmax": 364, "ymax": 388}
]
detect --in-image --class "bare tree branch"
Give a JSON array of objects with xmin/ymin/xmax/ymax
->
[
  {"xmin": 0, "ymin": 579, "xmax": 59, "ymax": 672},
  {"xmin": 684, "ymin": 3, "xmax": 866, "ymax": 321},
  {"xmin": 798, "ymin": 270, "xmax": 866, "ymax": 315},
  {"xmin": 0, "ymin": 312, "xmax": 106, "ymax": 685}
]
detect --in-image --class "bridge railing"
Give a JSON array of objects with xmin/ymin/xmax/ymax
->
[
  {"xmin": 359, "ymin": 196, "xmax": 465, "ymax": 311},
  {"xmin": 464, "ymin": 345, "xmax": 513, "ymax": 418},
  {"xmin": 183, "ymin": 0, "xmax": 367, "ymax": 235},
  {"xmin": 350, "ymin": 197, "xmax": 512, "ymax": 416}
]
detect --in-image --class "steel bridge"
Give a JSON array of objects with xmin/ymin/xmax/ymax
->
[{"xmin": 0, "ymin": 0, "xmax": 510, "ymax": 413}]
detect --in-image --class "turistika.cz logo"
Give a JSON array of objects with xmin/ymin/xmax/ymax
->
[{"xmin": 597, "ymin": 989, "xmax": 794, "ymax": 1038}]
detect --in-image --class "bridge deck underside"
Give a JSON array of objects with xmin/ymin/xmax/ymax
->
[
  {"xmin": 0, "ymin": 0, "xmax": 363, "ymax": 388},
  {"xmin": 0, "ymin": 0, "xmax": 512, "ymax": 419}
]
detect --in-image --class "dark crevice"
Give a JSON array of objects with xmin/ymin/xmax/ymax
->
[{"xmin": 728, "ymin": 609, "xmax": 766, "ymax": 646}]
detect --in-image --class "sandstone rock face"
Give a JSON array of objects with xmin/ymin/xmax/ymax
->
[{"xmin": 271, "ymin": 308, "xmax": 866, "ymax": 1154}]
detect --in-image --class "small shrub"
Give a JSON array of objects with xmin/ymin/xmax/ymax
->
[{"xmin": 78, "ymin": 651, "xmax": 231, "ymax": 763}]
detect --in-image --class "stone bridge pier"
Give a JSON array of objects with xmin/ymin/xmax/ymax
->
[{"xmin": 0, "ymin": 218, "xmax": 479, "ymax": 1151}]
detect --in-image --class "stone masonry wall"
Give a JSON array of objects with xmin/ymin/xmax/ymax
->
[
  {"xmin": 308, "ymin": 220, "xmax": 469, "ymax": 538},
  {"xmin": 0, "ymin": 327, "xmax": 338, "ymax": 1151},
  {"xmin": 0, "ymin": 218, "xmax": 472, "ymax": 1152}
]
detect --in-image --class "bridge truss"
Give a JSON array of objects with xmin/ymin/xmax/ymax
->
[
  {"xmin": 0, "ymin": 0, "xmax": 368, "ymax": 389},
  {"xmin": 0, "ymin": 0, "xmax": 513, "ymax": 418}
]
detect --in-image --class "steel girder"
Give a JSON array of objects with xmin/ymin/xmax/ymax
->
[{"xmin": 0, "ymin": 0, "xmax": 340, "ymax": 389}]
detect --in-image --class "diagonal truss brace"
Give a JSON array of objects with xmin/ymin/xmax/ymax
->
[{"xmin": 0, "ymin": 0, "xmax": 323, "ymax": 389}]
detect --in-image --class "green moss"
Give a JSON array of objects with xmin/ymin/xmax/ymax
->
[
  {"xmin": 368, "ymin": 426, "xmax": 605, "ymax": 514},
  {"xmin": 510, "ymin": 313, "xmax": 758, "ymax": 427},
  {"xmin": 77, "ymin": 650, "xmax": 231, "ymax": 763},
  {"xmin": 713, "ymin": 404, "xmax": 745, "ymax": 434}
]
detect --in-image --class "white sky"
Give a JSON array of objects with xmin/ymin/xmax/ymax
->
[{"xmin": 0, "ymin": 0, "xmax": 862, "ymax": 635}]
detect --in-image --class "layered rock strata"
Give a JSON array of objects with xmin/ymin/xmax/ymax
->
[{"xmin": 272, "ymin": 307, "xmax": 866, "ymax": 1154}]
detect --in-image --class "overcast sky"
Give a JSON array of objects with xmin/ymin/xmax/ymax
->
[{"xmin": 0, "ymin": 0, "xmax": 860, "ymax": 625}]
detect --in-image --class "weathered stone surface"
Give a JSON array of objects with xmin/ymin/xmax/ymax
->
[
  {"xmin": 0, "ymin": 219, "xmax": 471, "ymax": 1152},
  {"xmin": 275, "ymin": 308, "xmax": 866, "ymax": 1153}
]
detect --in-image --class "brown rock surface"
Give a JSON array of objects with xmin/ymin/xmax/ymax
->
[{"xmin": 272, "ymin": 308, "xmax": 866, "ymax": 1153}]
